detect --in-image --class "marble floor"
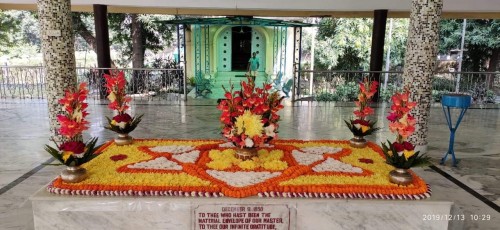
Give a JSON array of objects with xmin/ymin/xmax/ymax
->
[{"xmin": 0, "ymin": 98, "xmax": 498, "ymax": 229}]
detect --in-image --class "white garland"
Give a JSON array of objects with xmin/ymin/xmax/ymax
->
[
  {"xmin": 291, "ymin": 150, "xmax": 324, "ymax": 165},
  {"xmin": 128, "ymin": 157, "xmax": 182, "ymax": 170},
  {"xmin": 207, "ymin": 170, "xmax": 281, "ymax": 187},
  {"xmin": 312, "ymin": 158, "xmax": 363, "ymax": 173},
  {"xmin": 149, "ymin": 145, "xmax": 195, "ymax": 154},
  {"xmin": 300, "ymin": 146, "xmax": 343, "ymax": 155},
  {"xmin": 172, "ymin": 150, "xmax": 200, "ymax": 163}
]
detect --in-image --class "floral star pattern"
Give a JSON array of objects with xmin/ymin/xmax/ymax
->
[{"xmin": 48, "ymin": 139, "xmax": 430, "ymax": 199}]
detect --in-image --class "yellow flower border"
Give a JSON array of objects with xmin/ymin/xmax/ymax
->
[{"xmin": 48, "ymin": 139, "xmax": 431, "ymax": 199}]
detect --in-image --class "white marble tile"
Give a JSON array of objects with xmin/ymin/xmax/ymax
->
[
  {"xmin": 31, "ymin": 188, "xmax": 453, "ymax": 230},
  {"xmin": 0, "ymin": 100, "xmax": 499, "ymax": 230}
]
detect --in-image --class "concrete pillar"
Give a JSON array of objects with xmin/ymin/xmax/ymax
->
[
  {"xmin": 37, "ymin": 0, "xmax": 77, "ymax": 141},
  {"xmin": 369, "ymin": 10, "xmax": 387, "ymax": 101},
  {"xmin": 402, "ymin": 0, "xmax": 443, "ymax": 152}
]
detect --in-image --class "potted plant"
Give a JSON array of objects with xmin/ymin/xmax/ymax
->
[
  {"xmin": 44, "ymin": 83, "xmax": 101, "ymax": 183},
  {"xmin": 104, "ymin": 71, "xmax": 143, "ymax": 145},
  {"xmin": 217, "ymin": 77, "xmax": 284, "ymax": 160},
  {"xmin": 381, "ymin": 88, "xmax": 430, "ymax": 185},
  {"xmin": 345, "ymin": 77, "xmax": 380, "ymax": 148}
]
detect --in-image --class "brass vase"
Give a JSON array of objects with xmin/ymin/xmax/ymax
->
[
  {"xmin": 389, "ymin": 168, "xmax": 413, "ymax": 186},
  {"xmin": 235, "ymin": 147, "xmax": 258, "ymax": 161},
  {"xmin": 350, "ymin": 136, "xmax": 367, "ymax": 148},
  {"xmin": 115, "ymin": 133, "xmax": 133, "ymax": 146},
  {"xmin": 60, "ymin": 166, "xmax": 87, "ymax": 183}
]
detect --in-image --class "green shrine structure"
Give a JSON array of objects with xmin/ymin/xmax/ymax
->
[{"xmin": 165, "ymin": 16, "xmax": 313, "ymax": 99}]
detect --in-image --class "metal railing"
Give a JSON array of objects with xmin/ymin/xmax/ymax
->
[
  {"xmin": 296, "ymin": 70, "xmax": 499, "ymax": 103},
  {"xmin": 1, "ymin": 66, "xmax": 498, "ymax": 104},
  {"xmin": 0, "ymin": 66, "xmax": 185, "ymax": 101}
]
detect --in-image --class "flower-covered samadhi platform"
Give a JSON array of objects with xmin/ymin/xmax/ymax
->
[{"xmin": 47, "ymin": 139, "xmax": 431, "ymax": 199}]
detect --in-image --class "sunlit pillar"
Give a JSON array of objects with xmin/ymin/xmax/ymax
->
[
  {"xmin": 37, "ymin": 0, "xmax": 77, "ymax": 141},
  {"xmin": 402, "ymin": 0, "xmax": 443, "ymax": 152}
]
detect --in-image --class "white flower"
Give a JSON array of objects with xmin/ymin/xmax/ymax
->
[
  {"xmin": 149, "ymin": 145, "xmax": 195, "ymax": 154},
  {"xmin": 313, "ymin": 158, "xmax": 362, "ymax": 173},
  {"xmin": 219, "ymin": 142, "xmax": 235, "ymax": 148},
  {"xmin": 300, "ymin": 146, "xmax": 342, "ymax": 155},
  {"xmin": 244, "ymin": 138, "xmax": 254, "ymax": 147},
  {"xmin": 264, "ymin": 124, "xmax": 276, "ymax": 137},
  {"xmin": 127, "ymin": 157, "xmax": 182, "ymax": 170},
  {"xmin": 397, "ymin": 151, "xmax": 404, "ymax": 157},
  {"xmin": 172, "ymin": 150, "xmax": 200, "ymax": 163},
  {"xmin": 72, "ymin": 152, "xmax": 85, "ymax": 158},
  {"xmin": 117, "ymin": 121, "xmax": 127, "ymax": 129},
  {"xmin": 354, "ymin": 123, "xmax": 361, "ymax": 129},
  {"xmin": 291, "ymin": 150, "xmax": 323, "ymax": 165}
]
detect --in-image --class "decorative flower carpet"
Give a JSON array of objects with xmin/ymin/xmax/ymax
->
[{"xmin": 48, "ymin": 139, "xmax": 431, "ymax": 199}]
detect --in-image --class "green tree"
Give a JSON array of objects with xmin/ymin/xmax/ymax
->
[
  {"xmin": 314, "ymin": 18, "xmax": 409, "ymax": 71},
  {"xmin": 384, "ymin": 19, "xmax": 409, "ymax": 70},
  {"xmin": 0, "ymin": 10, "xmax": 20, "ymax": 55},
  {"xmin": 315, "ymin": 18, "xmax": 373, "ymax": 70},
  {"xmin": 108, "ymin": 13, "xmax": 175, "ymax": 68},
  {"xmin": 439, "ymin": 19, "xmax": 500, "ymax": 72}
]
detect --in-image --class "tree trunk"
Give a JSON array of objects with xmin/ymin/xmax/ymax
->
[
  {"xmin": 487, "ymin": 47, "xmax": 499, "ymax": 90},
  {"xmin": 130, "ymin": 14, "xmax": 145, "ymax": 93},
  {"xmin": 72, "ymin": 13, "xmax": 97, "ymax": 52},
  {"xmin": 72, "ymin": 13, "xmax": 116, "ymax": 67}
]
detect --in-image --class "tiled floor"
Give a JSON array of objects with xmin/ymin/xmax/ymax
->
[{"xmin": 0, "ymin": 99, "xmax": 498, "ymax": 229}]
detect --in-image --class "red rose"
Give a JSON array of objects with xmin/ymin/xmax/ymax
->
[
  {"xmin": 113, "ymin": 113, "xmax": 132, "ymax": 123},
  {"xmin": 402, "ymin": 141, "xmax": 415, "ymax": 151},
  {"xmin": 352, "ymin": 119, "xmax": 370, "ymax": 126},
  {"xmin": 392, "ymin": 142, "xmax": 404, "ymax": 152},
  {"xmin": 59, "ymin": 141, "xmax": 85, "ymax": 154}
]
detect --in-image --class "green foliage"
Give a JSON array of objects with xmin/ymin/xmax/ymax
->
[
  {"xmin": 315, "ymin": 81, "xmax": 359, "ymax": 102},
  {"xmin": 0, "ymin": 10, "xmax": 20, "ymax": 54},
  {"xmin": 333, "ymin": 81, "xmax": 359, "ymax": 101},
  {"xmin": 432, "ymin": 76, "xmax": 455, "ymax": 91},
  {"xmin": 109, "ymin": 14, "xmax": 175, "ymax": 67},
  {"xmin": 315, "ymin": 18, "xmax": 372, "ymax": 70},
  {"xmin": 314, "ymin": 18, "xmax": 409, "ymax": 71},
  {"xmin": 315, "ymin": 92, "xmax": 336, "ymax": 101},
  {"xmin": 381, "ymin": 141, "xmax": 431, "ymax": 169},
  {"xmin": 439, "ymin": 19, "xmax": 500, "ymax": 72}
]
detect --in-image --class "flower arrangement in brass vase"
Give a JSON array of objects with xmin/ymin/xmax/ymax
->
[
  {"xmin": 44, "ymin": 83, "xmax": 101, "ymax": 183},
  {"xmin": 345, "ymin": 77, "xmax": 380, "ymax": 148},
  {"xmin": 217, "ymin": 77, "xmax": 284, "ymax": 160},
  {"xmin": 381, "ymin": 88, "xmax": 430, "ymax": 185},
  {"xmin": 104, "ymin": 71, "xmax": 143, "ymax": 145}
]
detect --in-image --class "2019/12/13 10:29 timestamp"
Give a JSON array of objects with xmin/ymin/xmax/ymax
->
[{"xmin": 423, "ymin": 214, "xmax": 491, "ymax": 221}]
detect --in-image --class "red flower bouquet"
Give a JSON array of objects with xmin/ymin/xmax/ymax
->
[
  {"xmin": 217, "ymin": 77, "xmax": 284, "ymax": 148},
  {"xmin": 103, "ymin": 71, "xmax": 143, "ymax": 134},
  {"xmin": 381, "ymin": 88, "xmax": 429, "ymax": 169},
  {"xmin": 44, "ymin": 83, "xmax": 100, "ymax": 166},
  {"xmin": 345, "ymin": 78, "xmax": 380, "ymax": 137}
]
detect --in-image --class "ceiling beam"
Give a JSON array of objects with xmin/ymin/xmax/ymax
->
[{"xmin": 1, "ymin": 3, "xmax": 499, "ymax": 19}]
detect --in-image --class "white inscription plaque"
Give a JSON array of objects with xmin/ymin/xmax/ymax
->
[{"xmin": 194, "ymin": 204, "xmax": 290, "ymax": 230}]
